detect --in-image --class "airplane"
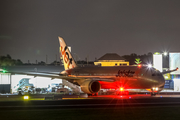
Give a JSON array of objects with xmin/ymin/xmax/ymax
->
[
  {"xmin": 58, "ymin": 37, "xmax": 178, "ymax": 96},
  {"xmin": 0, "ymin": 37, "xmax": 178, "ymax": 96}
]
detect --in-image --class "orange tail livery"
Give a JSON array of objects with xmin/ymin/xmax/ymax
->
[{"xmin": 58, "ymin": 37, "xmax": 77, "ymax": 70}]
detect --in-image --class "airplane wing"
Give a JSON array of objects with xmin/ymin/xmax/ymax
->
[
  {"xmin": 7, "ymin": 71, "xmax": 115, "ymax": 82},
  {"xmin": 9, "ymin": 71, "xmax": 82, "ymax": 80}
]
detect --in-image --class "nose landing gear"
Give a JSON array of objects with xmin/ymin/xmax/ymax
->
[
  {"xmin": 151, "ymin": 87, "xmax": 158, "ymax": 96},
  {"xmin": 150, "ymin": 92, "xmax": 156, "ymax": 96}
]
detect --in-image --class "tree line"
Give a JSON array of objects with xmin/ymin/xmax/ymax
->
[
  {"xmin": 122, "ymin": 52, "xmax": 153, "ymax": 65},
  {"xmin": 0, "ymin": 52, "xmax": 153, "ymax": 66},
  {"xmin": 0, "ymin": 54, "xmax": 23, "ymax": 66}
]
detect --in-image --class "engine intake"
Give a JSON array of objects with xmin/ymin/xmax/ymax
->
[{"xmin": 80, "ymin": 80, "xmax": 101, "ymax": 94}]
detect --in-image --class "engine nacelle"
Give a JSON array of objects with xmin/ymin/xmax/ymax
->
[{"xmin": 80, "ymin": 80, "xmax": 101, "ymax": 94}]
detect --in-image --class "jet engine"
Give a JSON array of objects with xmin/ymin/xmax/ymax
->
[{"xmin": 80, "ymin": 80, "xmax": 101, "ymax": 94}]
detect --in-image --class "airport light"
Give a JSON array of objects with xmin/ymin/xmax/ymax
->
[
  {"xmin": 163, "ymin": 52, "xmax": 168, "ymax": 56},
  {"xmin": 0, "ymin": 69, "xmax": 7, "ymax": 73},
  {"xmin": 23, "ymin": 96, "xmax": 29, "ymax": 100},
  {"xmin": 2, "ymin": 70, "xmax": 6, "ymax": 73},
  {"xmin": 148, "ymin": 64, "xmax": 152, "ymax": 68}
]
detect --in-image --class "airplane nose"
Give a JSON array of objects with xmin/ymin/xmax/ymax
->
[{"xmin": 160, "ymin": 75, "xmax": 165, "ymax": 84}]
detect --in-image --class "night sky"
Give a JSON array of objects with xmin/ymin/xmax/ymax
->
[{"xmin": 1, "ymin": 0, "xmax": 180, "ymax": 63}]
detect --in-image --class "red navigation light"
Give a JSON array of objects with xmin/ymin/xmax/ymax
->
[
  {"xmin": 138, "ymin": 64, "xmax": 141, "ymax": 68},
  {"xmin": 120, "ymin": 87, "xmax": 124, "ymax": 91}
]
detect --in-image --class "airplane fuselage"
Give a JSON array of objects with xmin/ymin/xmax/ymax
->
[{"xmin": 66, "ymin": 65, "xmax": 165, "ymax": 90}]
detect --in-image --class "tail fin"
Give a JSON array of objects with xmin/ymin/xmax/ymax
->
[{"xmin": 58, "ymin": 36, "xmax": 77, "ymax": 70}]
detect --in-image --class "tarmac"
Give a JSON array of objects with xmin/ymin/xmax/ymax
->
[
  {"xmin": 1, "ymin": 94, "xmax": 180, "ymax": 120},
  {"xmin": 1, "ymin": 94, "xmax": 180, "ymax": 109}
]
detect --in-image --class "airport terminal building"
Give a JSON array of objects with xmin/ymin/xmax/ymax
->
[
  {"xmin": 153, "ymin": 52, "xmax": 180, "ymax": 91},
  {"xmin": 94, "ymin": 53, "xmax": 129, "ymax": 66},
  {"xmin": 0, "ymin": 65, "xmax": 80, "ymax": 94}
]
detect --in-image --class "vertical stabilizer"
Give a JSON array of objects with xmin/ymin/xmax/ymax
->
[{"xmin": 58, "ymin": 37, "xmax": 77, "ymax": 70}]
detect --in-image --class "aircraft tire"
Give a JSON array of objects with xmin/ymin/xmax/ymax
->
[
  {"xmin": 95, "ymin": 93, "xmax": 98, "ymax": 96},
  {"xmin": 151, "ymin": 93, "xmax": 156, "ymax": 96},
  {"xmin": 88, "ymin": 94, "xmax": 92, "ymax": 96}
]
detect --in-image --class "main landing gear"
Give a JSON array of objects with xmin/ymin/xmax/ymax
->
[
  {"xmin": 150, "ymin": 88, "xmax": 158, "ymax": 96},
  {"xmin": 150, "ymin": 92, "xmax": 156, "ymax": 96},
  {"xmin": 88, "ymin": 93, "xmax": 98, "ymax": 96}
]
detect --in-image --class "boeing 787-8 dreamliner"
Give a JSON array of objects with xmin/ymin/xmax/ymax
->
[{"xmin": 58, "ymin": 37, "xmax": 177, "ymax": 96}]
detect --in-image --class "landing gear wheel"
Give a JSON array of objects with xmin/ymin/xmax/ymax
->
[
  {"xmin": 95, "ymin": 93, "xmax": 98, "ymax": 96},
  {"xmin": 151, "ymin": 92, "xmax": 156, "ymax": 96},
  {"xmin": 88, "ymin": 93, "xmax": 98, "ymax": 96}
]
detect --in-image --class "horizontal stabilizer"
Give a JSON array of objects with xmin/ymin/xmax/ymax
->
[{"xmin": 161, "ymin": 67, "xmax": 178, "ymax": 74}]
